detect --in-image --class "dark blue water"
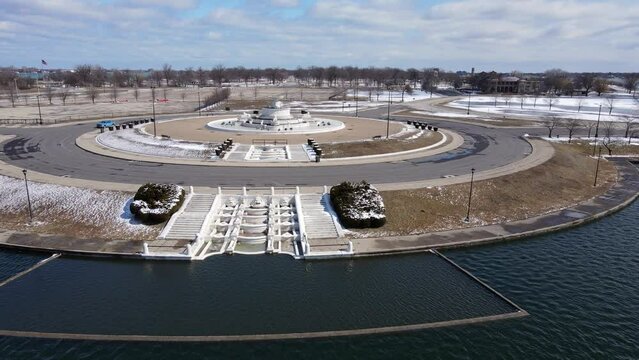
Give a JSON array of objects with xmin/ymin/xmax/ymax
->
[
  {"xmin": 1, "ymin": 200, "xmax": 638, "ymax": 359},
  {"xmin": 0, "ymin": 250, "xmax": 47, "ymax": 283}
]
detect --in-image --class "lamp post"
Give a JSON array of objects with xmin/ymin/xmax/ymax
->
[
  {"xmin": 36, "ymin": 94, "xmax": 43, "ymax": 125},
  {"xmin": 466, "ymin": 91, "xmax": 471, "ymax": 115},
  {"xmin": 342, "ymin": 101, "xmax": 345, "ymax": 112},
  {"xmin": 22, "ymin": 169, "xmax": 33, "ymax": 222},
  {"xmin": 355, "ymin": 84, "xmax": 359, "ymax": 117},
  {"xmin": 151, "ymin": 86, "xmax": 157, "ymax": 137},
  {"xmin": 386, "ymin": 89, "xmax": 391, "ymax": 139},
  {"xmin": 594, "ymin": 146, "xmax": 602, "ymax": 187},
  {"xmin": 464, "ymin": 168, "xmax": 476, "ymax": 223},
  {"xmin": 197, "ymin": 84, "xmax": 201, "ymax": 117},
  {"xmin": 592, "ymin": 104, "xmax": 602, "ymax": 156}
]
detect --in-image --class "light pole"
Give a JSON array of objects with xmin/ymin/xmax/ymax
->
[
  {"xmin": 464, "ymin": 168, "xmax": 476, "ymax": 223},
  {"xmin": 594, "ymin": 146, "xmax": 602, "ymax": 187},
  {"xmin": 466, "ymin": 91, "xmax": 471, "ymax": 115},
  {"xmin": 36, "ymin": 94, "xmax": 43, "ymax": 125},
  {"xmin": 22, "ymin": 169, "xmax": 33, "ymax": 222},
  {"xmin": 342, "ymin": 101, "xmax": 345, "ymax": 112},
  {"xmin": 151, "ymin": 86, "xmax": 157, "ymax": 137},
  {"xmin": 386, "ymin": 89, "xmax": 391, "ymax": 139},
  {"xmin": 592, "ymin": 104, "xmax": 602, "ymax": 156},
  {"xmin": 355, "ymin": 84, "xmax": 359, "ymax": 117},
  {"xmin": 197, "ymin": 84, "xmax": 201, "ymax": 117}
]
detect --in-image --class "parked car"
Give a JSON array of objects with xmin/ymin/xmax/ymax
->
[{"xmin": 96, "ymin": 120, "xmax": 116, "ymax": 128}]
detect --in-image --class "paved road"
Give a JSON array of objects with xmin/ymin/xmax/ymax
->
[{"xmin": 0, "ymin": 106, "xmax": 547, "ymax": 187}]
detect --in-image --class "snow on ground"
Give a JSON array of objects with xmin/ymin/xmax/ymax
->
[
  {"xmin": 545, "ymin": 136, "xmax": 639, "ymax": 145},
  {"xmin": 0, "ymin": 175, "xmax": 156, "ymax": 237},
  {"xmin": 97, "ymin": 128, "xmax": 214, "ymax": 159},
  {"xmin": 286, "ymin": 90, "xmax": 441, "ymax": 113},
  {"xmin": 447, "ymin": 93, "xmax": 639, "ymax": 122},
  {"xmin": 411, "ymin": 110, "xmax": 478, "ymax": 118}
]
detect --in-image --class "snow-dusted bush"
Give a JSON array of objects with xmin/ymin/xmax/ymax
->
[
  {"xmin": 130, "ymin": 183, "xmax": 185, "ymax": 224},
  {"xmin": 330, "ymin": 181, "xmax": 386, "ymax": 228}
]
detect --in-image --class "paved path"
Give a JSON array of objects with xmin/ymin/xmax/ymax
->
[{"xmin": 0, "ymin": 112, "xmax": 541, "ymax": 188}]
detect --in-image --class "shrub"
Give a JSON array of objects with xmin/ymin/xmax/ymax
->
[
  {"xmin": 330, "ymin": 181, "xmax": 386, "ymax": 228},
  {"xmin": 129, "ymin": 183, "xmax": 185, "ymax": 224}
]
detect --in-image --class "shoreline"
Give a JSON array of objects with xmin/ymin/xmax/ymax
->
[{"xmin": 1, "ymin": 158, "xmax": 636, "ymax": 261}]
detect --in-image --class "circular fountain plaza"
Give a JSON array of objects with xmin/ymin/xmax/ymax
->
[
  {"xmin": 87, "ymin": 99, "xmax": 448, "ymax": 163},
  {"xmin": 207, "ymin": 100, "xmax": 345, "ymax": 134}
]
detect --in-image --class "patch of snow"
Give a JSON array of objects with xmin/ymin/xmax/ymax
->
[{"xmin": 0, "ymin": 175, "xmax": 155, "ymax": 235}]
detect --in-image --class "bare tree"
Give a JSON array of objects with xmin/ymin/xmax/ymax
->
[
  {"xmin": 150, "ymin": 86, "xmax": 157, "ymax": 102},
  {"xmin": 621, "ymin": 116, "xmax": 636, "ymax": 138},
  {"xmin": 503, "ymin": 95, "xmax": 513, "ymax": 107},
  {"xmin": 45, "ymin": 86, "xmax": 55, "ymax": 104},
  {"xmin": 152, "ymin": 71, "xmax": 163, "ymax": 87},
  {"xmin": 576, "ymin": 73, "xmax": 596, "ymax": 96},
  {"xmin": 583, "ymin": 120, "xmax": 597, "ymax": 138},
  {"xmin": 605, "ymin": 95, "xmax": 614, "ymax": 115},
  {"xmin": 162, "ymin": 87, "xmax": 170, "ymax": 100},
  {"xmin": 547, "ymin": 95, "xmax": 558, "ymax": 110},
  {"xmin": 601, "ymin": 121, "xmax": 616, "ymax": 155},
  {"xmin": 533, "ymin": 93, "xmax": 540, "ymax": 108},
  {"xmin": 133, "ymin": 86, "xmax": 139, "ymax": 102},
  {"xmin": 622, "ymin": 73, "xmax": 639, "ymax": 95},
  {"xmin": 544, "ymin": 116, "xmax": 561, "ymax": 138},
  {"xmin": 211, "ymin": 64, "xmax": 225, "ymax": 87},
  {"xmin": 180, "ymin": 90, "xmax": 187, "ymax": 102},
  {"xmin": 110, "ymin": 86, "xmax": 119, "ymax": 102},
  {"xmin": 162, "ymin": 64, "xmax": 174, "ymax": 87},
  {"xmin": 593, "ymin": 78, "xmax": 608, "ymax": 96},
  {"xmin": 577, "ymin": 98, "xmax": 583, "ymax": 112},
  {"xmin": 87, "ymin": 86, "xmax": 100, "ymax": 104},
  {"xmin": 58, "ymin": 87, "xmax": 70, "ymax": 105},
  {"xmin": 493, "ymin": 94, "xmax": 500, "ymax": 107},
  {"xmin": 253, "ymin": 86, "xmax": 258, "ymax": 100},
  {"xmin": 561, "ymin": 118, "xmax": 582, "ymax": 143},
  {"xmin": 7, "ymin": 85, "xmax": 16, "ymax": 107}
]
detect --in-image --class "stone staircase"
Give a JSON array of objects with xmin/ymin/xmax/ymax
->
[
  {"xmin": 163, "ymin": 194, "xmax": 216, "ymax": 240},
  {"xmin": 299, "ymin": 194, "xmax": 340, "ymax": 239}
]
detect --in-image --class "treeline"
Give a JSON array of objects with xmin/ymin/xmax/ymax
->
[
  {"xmin": 469, "ymin": 69, "xmax": 639, "ymax": 95},
  {"xmin": 1, "ymin": 64, "xmax": 638, "ymax": 96}
]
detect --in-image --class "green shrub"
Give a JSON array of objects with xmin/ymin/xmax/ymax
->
[
  {"xmin": 129, "ymin": 183, "xmax": 185, "ymax": 224},
  {"xmin": 330, "ymin": 181, "xmax": 386, "ymax": 228}
]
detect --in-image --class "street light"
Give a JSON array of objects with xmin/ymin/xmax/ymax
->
[
  {"xmin": 594, "ymin": 146, "xmax": 602, "ymax": 187},
  {"xmin": 592, "ymin": 104, "xmax": 602, "ymax": 156},
  {"xmin": 36, "ymin": 94, "xmax": 43, "ymax": 125},
  {"xmin": 22, "ymin": 169, "xmax": 33, "ymax": 222},
  {"xmin": 355, "ymin": 84, "xmax": 359, "ymax": 117},
  {"xmin": 386, "ymin": 89, "xmax": 391, "ymax": 139},
  {"xmin": 464, "ymin": 168, "xmax": 476, "ymax": 223},
  {"xmin": 197, "ymin": 84, "xmax": 201, "ymax": 117},
  {"xmin": 466, "ymin": 91, "xmax": 471, "ymax": 115},
  {"xmin": 151, "ymin": 86, "xmax": 157, "ymax": 137}
]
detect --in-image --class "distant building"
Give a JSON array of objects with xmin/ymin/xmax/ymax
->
[{"xmin": 490, "ymin": 76, "xmax": 540, "ymax": 94}]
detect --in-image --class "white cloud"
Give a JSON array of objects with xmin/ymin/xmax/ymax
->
[{"xmin": 271, "ymin": 0, "xmax": 299, "ymax": 7}]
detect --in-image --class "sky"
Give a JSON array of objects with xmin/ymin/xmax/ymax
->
[{"xmin": 1, "ymin": 0, "xmax": 638, "ymax": 72}]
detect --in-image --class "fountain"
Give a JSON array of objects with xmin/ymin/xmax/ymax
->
[{"xmin": 207, "ymin": 100, "xmax": 345, "ymax": 134}]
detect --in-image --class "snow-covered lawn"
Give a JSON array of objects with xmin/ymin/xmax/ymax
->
[
  {"xmin": 97, "ymin": 128, "xmax": 215, "ymax": 159},
  {"xmin": 285, "ymin": 90, "xmax": 441, "ymax": 113},
  {"xmin": 411, "ymin": 110, "xmax": 479, "ymax": 118},
  {"xmin": 447, "ymin": 93, "xmax": 639, "ymax": 122},
  {"xmin": 545, "ymin": 136, "xmax": 639, "ymax": 145},
  {"xmin": 0, "ymin": 175, "xmax": 158, "ymax": 239}
]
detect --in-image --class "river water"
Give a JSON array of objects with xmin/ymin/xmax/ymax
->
[{"xmin": 0, "ymin": 200, "xmax": 637, "ymax": 359}]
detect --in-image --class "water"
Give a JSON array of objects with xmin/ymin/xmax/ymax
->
[
  {"xmin": 1, "ymin": 200, "xmax": 638, "ymax": 359},
  {"xmin": 0, "ymin": 250, "xmax": 47, "ymax": 283}
]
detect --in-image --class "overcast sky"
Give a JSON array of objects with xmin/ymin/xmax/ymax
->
[{"xmin": 1, "ymin": 0, "xmax": 638, "ymax": 72}]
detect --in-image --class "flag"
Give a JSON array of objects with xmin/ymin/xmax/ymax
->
[{"xmin": 41, "ymin": 59, "xmax": 48, "ymax": 66}]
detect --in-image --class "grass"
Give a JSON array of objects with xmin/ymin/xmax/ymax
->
[
  {"xmin": 557, "ymin": 139, "xmax": 639, "ymax": 156},
  {"xmin": 322, "ymin": 130, "xmax": 444, "ymax": 158},
  {"xmin": 356, "ymin": 143, "xmax": 618, "ymax": 236}
]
